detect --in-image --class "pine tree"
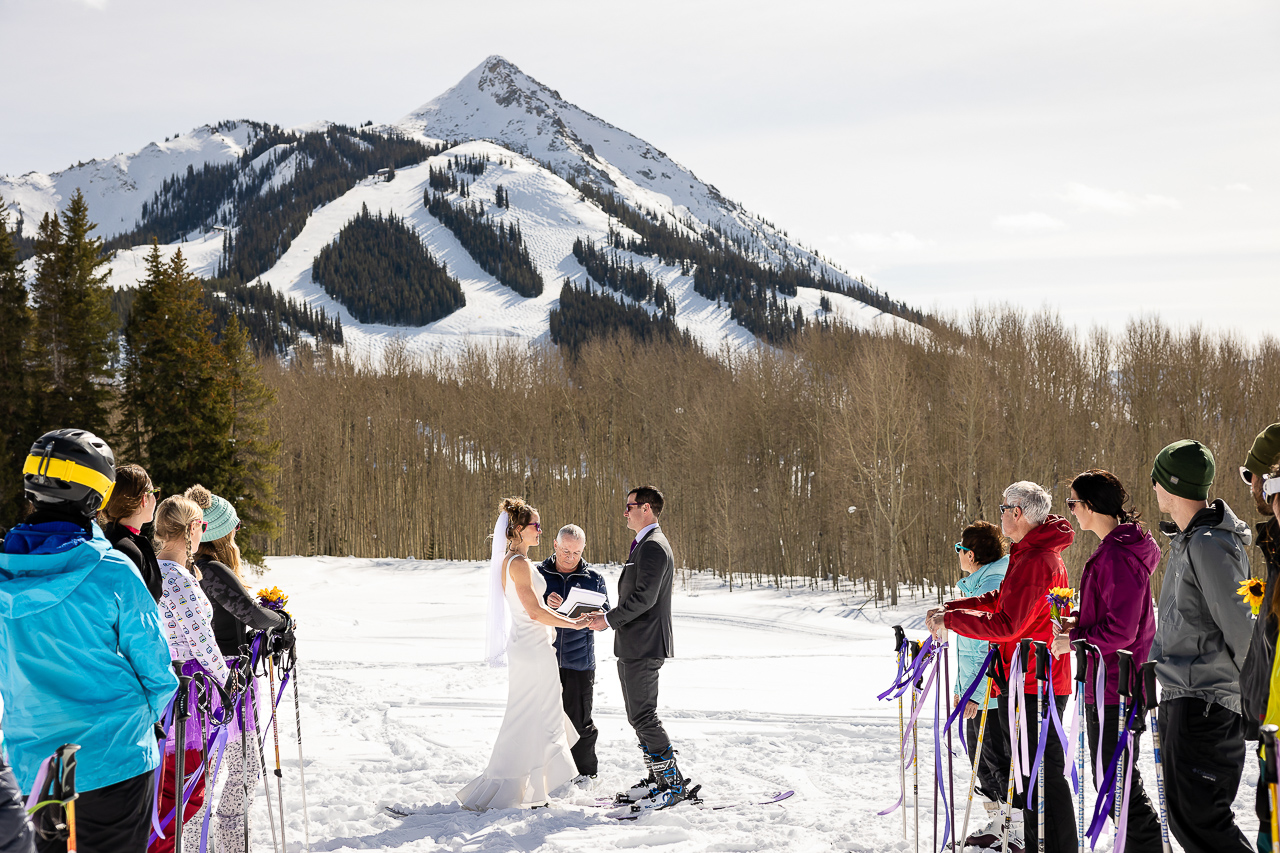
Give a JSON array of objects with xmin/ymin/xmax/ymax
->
[
  {"xmin": 29, "ymin": 190, "xmax": 117, "ymax": 435},
  {"xmin": 219, "ymin": 316, "xmax": 282, "ymax": 565},
  {"xmin": 0, "ymin": 198, "xmax": 32, "ymax": 526},
  {"xmin": 124, "ymin": 244, "xmax": 234, "ymax": 494}
]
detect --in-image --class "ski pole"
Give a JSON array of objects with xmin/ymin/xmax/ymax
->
[
  {"xmin": 1034, "ymin": 641, "xmax": 1048, "ymax": 853},
  {"xmin": 174, "ymin": 674, "xmax": 191, "ymax": 853},
  {"xmin": 238, "ymin": 653, "xmax": 252, "ymax": 853},
  {"xmin": 1140, "ymin": 662, "xmax": 1171, "ymax": 853},
  {"xmin": 56, "ymin": 744, "xmax": 80, "ymax": 853},
  {"xmin": 250, "ymin": 648, "xmax": 281, "ymax": 853},
  {"xmin": 1265, "ymin": 724, "xmax": 1280, "ymax": 853},
  {"xmin": 1114, "ymin": 650, "xmax": 1132, "ymax": 838},
  {"xmin": 894, "ymin": 625, "xmax": 907, "ymax": 840},
  {"xmin": 911, "ymin": 639, "xmax": 922, "ymax": 853},
  {"xmin": 1001, "ymin": 639, "xmax": 1031, "ymax": 853},
  {"xmin": 960, "ymin": 655, "xmax": 995, "ymax": 852},
  {"xmin": 267, "ymin": 651, "xmax": 288, "ymax": 849},
  {"xmin": 934, "ymin": 660, "xmax": 939, "ymax": 853},
  {"xmin": 1072, "ymin": 640, "xmax": 1088, "ymax": 853},
  {"xmin": 944, "ymin": 644, "xmax": 955, "ymax": 851},
  {"xmin": 293, "ymin": 662, "xmax": 312, "ymax": 853}
]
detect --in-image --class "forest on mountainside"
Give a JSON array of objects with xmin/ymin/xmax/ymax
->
[
  {"xmin": 312, "ymin": 205, "xmax": 464, "ymax": 326},
  {"xmin": 549, "ymin": 280, "xmax": 686, "ymax": 356},
  {"xmin": 261, "ymin": 311, "xmax": 1280, "ymax": 601},
  {"xmin": 425, "ymin": 191, "xmax": 543, "ymax": 298}
]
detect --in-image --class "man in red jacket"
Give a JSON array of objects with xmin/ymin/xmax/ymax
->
[{"xmin": 927, "ymin": 481, "xmax": 1075, "ymax": 853}]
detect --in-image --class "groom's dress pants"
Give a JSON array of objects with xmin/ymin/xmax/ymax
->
[{"xmin": 618, "ymin": 657, "xmax": 670, "ymax": 753}]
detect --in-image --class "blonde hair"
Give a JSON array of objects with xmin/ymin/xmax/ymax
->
[
  {"xmin": 99, "ymin": 464, "xmax": 152, "ymax": 525},
  {"xmin": 154, "ymin": 495, "xmax": 204, "ymax": 578},
  {"xmin": 185, "ymin": 483, "xmax": 243, "ymax": 580},
  {"xmin": 499, "ymin": 497, "xmax": 538, "ymax": 546}
]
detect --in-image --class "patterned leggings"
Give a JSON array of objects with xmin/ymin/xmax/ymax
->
[{"xmin": 212, "ymin": 736, "xmax": 260, "ymax": 853}]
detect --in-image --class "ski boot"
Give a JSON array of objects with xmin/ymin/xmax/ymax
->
[
  {"xmin": 614, "ymin": 744, "xmax": 658, "ymax": 804},
  {"xmin": 629, "ymin": 746, "xmax": 701, "ymax": 812}
]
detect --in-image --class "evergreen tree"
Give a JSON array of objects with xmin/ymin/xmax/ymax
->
[
  {"xmin": 124, "ymin": 244, "xmax": 234, "ymax": 495},
  {"xmin": 0, "ymin": 197, "xmax": 32, "ymax": 526},
  {"xmin": 29, "ymin": 190, "xmax": 117, "ymax": 435},
  {"xmin": 219, "ymin": 316, "xmax": 282, "ymax": 565}
]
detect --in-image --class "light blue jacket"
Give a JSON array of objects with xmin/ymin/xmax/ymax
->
[
  {"xmin": 954, "ymin": 556, "xmax": 1009, "ymax": 710},
  {"xmin": 0, "ymin": 521, "xmax": 178, "ymax": 792}
]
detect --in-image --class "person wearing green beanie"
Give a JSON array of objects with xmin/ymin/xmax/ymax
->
[
  {"xmin": 1237, "ymin": 424, "xmax": 1280, "ymax": 853},
  {"xmin": 1150, "ymin": 439, "xmax": 1254, "ymax": 853}
]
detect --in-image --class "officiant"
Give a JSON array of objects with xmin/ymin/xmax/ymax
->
[{"xmin": 539, "ymin": 523, "xmax": 611, "ymax": 782}]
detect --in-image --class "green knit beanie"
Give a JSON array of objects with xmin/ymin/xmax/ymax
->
[
  {"xmin": 1245, "ymin": 423, "xmax": 1280, "ymax": 479},
  {"xmin": 1152, "ymin": 439, "xmax": 1215, "ymax": 501}
]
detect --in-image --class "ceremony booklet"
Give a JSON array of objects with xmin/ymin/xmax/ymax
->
[{"xmin": 555, "ymin": 587, "xmax": 607, "ymax": 618}]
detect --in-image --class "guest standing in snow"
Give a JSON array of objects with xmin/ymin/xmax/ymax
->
[
  {"xmin": 951, "ymin": 520, "xmax": 1010, "ymax": 844},
  {"xmin": 185, "ymin": 484, "xmax": 291, "ymax": 852},
  {"xmin": 1051, "ymin": 469, "xmax": 1162, "ymax": 852},
  {"xmin": 537, "ymin": 523, "xmax": 610, "ymax": 784},
  {"xmin": 0, "ymin": 429, "xmax": 176, "ymax": 853},
  {"xmin": 152, "ymin": 495, "xmax": 230, "ymax": 853}
]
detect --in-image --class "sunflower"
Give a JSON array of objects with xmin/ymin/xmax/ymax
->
[{"xmin": 1238, "ymin": 578, "xmax": 1265, "ymax": 616}]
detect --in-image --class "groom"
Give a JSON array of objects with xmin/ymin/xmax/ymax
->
[{"xmin": 587, "ymin": 485, "xmax": 695, "ymax": 807}]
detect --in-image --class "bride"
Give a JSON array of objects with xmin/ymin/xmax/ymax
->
[{"xmin": 457, "ymin": 497, "xmax": 591, "ymax": 810}]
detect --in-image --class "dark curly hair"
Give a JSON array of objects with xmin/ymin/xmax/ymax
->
[
  {"xmin": 961, "ymin": 520, "xmax": 1006, "ymax": 566},
  {"xmin": 500, "ymin": 497, "xmax": 538, "ymax": 546},
  {"xmin": 1071, "ymin": 469, "xmax": 1141, "ymax": 525}
]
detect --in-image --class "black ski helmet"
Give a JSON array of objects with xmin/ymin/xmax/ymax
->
[{"xmin": 23, "ymin": 429, "xmax": 117, "ymax": 516}]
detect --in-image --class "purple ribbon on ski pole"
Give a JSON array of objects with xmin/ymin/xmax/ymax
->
[
  {"xmin": 941, "ymin": 646, "xmax": 995, "ymax": 755},
  {"xmin": 879, "ymin": 635, "xmax": 936, "ymax": 701},
  {"xmin": 1086, "ymin": 701, "xmax": 1140, "ymax": 849},
  {"xmin": 1026, "ymin": 655, "xmax": 1079, "ymax": 793}
]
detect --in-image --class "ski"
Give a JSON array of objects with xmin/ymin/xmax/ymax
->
[{"xmin": 609, "ymin": 790, "xmax": 795, "ymax": 820}]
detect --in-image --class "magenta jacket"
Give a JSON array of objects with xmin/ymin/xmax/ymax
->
[{"xmin": 1069, "ymin": 522, "xmax": 1161, "ymax": 705}]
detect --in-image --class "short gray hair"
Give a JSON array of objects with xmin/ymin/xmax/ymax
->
[
  {"xmin": 556, "ymin": 524, "xmax": 586, "ymax": 543},
  {"xmin": 1003, "ymin": 481, "xmax": 1051, "ymax": 526}
]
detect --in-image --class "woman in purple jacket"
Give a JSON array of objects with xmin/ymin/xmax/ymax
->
[{"xmin": 1053, "ymin": 469, "xmax": 1162, "ymax": 853}]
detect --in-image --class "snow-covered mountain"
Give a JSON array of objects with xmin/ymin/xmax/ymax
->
[{"xmin": 3, "ymin": 57, "xmax": 918, "ymax": 356}]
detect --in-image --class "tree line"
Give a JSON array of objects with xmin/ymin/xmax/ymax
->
[
  {"xmin": 572, "ymin": 237, "xmax": 674, "ymax": 313},
  {"xmin": 0, "ymin": 194, "xmax": 280, "ymax": 560},
  {"xmin": 312, "ymin": 204, "xmax": 464, "ymax": 326},
  {"xmin": 258, "ymin": 310, "xmax": 1280, "ymax": 603},
  {"xmin": 549, "ymin": 279, "xmax": 686, "ymax": 357},
  {"xmin": 425, "ymin": 191, "xmax": 543, "ymax": 298}
]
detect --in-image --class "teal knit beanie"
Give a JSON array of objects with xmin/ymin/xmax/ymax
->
[
  {"xmin": 1152, "ymin": 439, "xmax": 1215, "ymax": 501},
  {"xmin": 185, "ymin": 484, "xmax": 240, "ymax": 542}
]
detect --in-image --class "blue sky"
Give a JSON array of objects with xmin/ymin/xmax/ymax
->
[{"xmin": 2, "ymin": 0, "xmax": 1276, "ymax": 338}]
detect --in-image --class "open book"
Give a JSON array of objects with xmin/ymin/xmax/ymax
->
[{"xmin": 554, "ymin": 587, "xmax": 607, "ymax": 619}]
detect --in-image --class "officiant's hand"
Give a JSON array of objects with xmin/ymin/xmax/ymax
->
[{"xmin": 547, "ymin": 593, "xmax": 563, "ymax": 609}]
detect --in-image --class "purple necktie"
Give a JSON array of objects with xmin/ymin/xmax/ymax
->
[{"xmin": 629, "ymin": 538, "xmax": 638, "ymax": 555}]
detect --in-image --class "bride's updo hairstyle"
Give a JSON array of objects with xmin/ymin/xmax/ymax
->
[{"xmin": 500, "ymin": 497, "xmax": 538, "ymax": 545}]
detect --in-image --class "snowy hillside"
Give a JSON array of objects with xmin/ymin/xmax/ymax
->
[
  {"xmin": 251, "ymin": 556, "xmax": 1257, "ymax": 852},
  {"xmin": 4, "ymin": 57, "xmax": 919, "ymax": 356}
]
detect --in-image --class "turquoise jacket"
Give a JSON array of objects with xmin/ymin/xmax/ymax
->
[
  {"xmin": 0, "ymin": 521, "xmax": 178, "ymax": 792},
  {"xmin": 953, "ymin": 556, "xmax": 1009, "ymax": 710}
]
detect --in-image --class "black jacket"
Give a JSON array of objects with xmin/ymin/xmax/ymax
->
[
  {"xmin": 1240, "ymin": 517, "xmax": 1280, "ymax": 739},
  {"xmin": 196, "ymin": 558, "xmax": 287, "ymax": 656},
  {"xmin": 102, "ymin": 521, "xmax": 163, "ymax": 602},
  {"xmin": 607, "ymin": 526, "xmax": 675, "ymax": 659},
  {"xmin": 536, "ymin": 555, "xmax": 609, "ymax": 671}
]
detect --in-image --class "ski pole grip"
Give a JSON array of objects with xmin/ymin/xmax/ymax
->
[
  {"xmin": 55, "ymin": 744, "xmax": 80, "ymax": 799},
  {"xmin": 986, "ymin": 646, "xmax": 1001, "ymax": 678},
  {"xmin": 1034, "ymin": 641, "xmax": 1049, "ymax": 681},
  {"xmin": 1116, "ymin": 650, "xmax": 1133, "ymax": 699},
  {"xmin": 1018, "ymin": 638, "xmax": 1032, "ymax": 670},
  {"xmin": 1264, "ymin": 725, "xmax": 1279, "ymax": 785},
  {"xmin": 910, "ymin": 640, "xmax": 923, "ymax": 689},
  {"xmin": 1141, "ymin": 661, "xmax": 1158, "ymax": 710},
  {"xmin": 1072, "ymin": 639, "xmax": 1088, "ymax": 683},
  {"xmin": 175, "ymin": 675, "xmax": 193, "ymax": 722},
  {"xmin": 894, "ymin": 625, "xmax": 906, "ymax": 653}
]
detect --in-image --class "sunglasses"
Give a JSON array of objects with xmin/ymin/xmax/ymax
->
[
  {"xmin": 192, "ymin": 519, "xmax": 208, "ymax": 532},
  {"xmin": 146, "ymin": 487, "xmax": 160, "ymax": 495},
  {"xmin": 1065, "ymin": 499, "xmax": 1085, "ymax": 510},
  {"xmin": 529, "ymin": 522, "xmax": 542, "ymax": 532},
  {"xmin": 954, "ymin": 542, "xmax": 971, "ymax": 554},
  {"xmin": 1242, "ymin": 466, "xmax": 1256, "ymax": 485},
  {"xmin": 624, "ymin": 502, "xmax": 641, "ymax": 512},
  {"xmin": 998, "ymin": 504, "xmax": 1019, "ymax": 515}
]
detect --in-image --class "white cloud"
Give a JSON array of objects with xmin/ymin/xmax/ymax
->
[
  {"xmin": 1060, "ymin": 183, "xmax": 1180, "ymax": 215},
  {"xmin": 991, "ymin": 212, "xmax": 1067, "ymax": 234},
  {"xmin": 833, "ymin": 231, "xmax": 933, "ymax": 252}
]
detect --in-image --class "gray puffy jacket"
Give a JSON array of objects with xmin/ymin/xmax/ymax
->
[{"xmin": 1151, "ymin": 499, "xmax": 1254, "ymax": 712}]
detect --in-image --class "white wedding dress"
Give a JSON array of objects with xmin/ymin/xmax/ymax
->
[{"xmin": 457, "ymin": 556, "xmax": 579, "ymax": 810}]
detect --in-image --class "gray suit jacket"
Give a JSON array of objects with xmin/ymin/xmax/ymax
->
[{"xmin": 607, "ymin": 526, "xmax": 675, "ymax": 659}]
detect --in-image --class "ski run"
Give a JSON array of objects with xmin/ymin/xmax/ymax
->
[{"xmin": 224, "ymin": 556, "xmax": 1259, "ymax": 852}]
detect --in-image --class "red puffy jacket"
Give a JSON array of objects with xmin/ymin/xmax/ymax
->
[{"xmin": 944, "ymin": 515, "xmax": 1075, "ymax": 696}]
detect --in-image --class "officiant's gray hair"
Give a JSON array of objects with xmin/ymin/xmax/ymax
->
[{"xmin": 557, "ymin": 524, "xmax": 586, "ymax": 543}]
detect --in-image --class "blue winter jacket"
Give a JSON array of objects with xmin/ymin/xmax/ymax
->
[
  {"xmin": 954, "ymin": 556, "xmax": 1009, "ymax": 710},
  {"xmin": 537, "ymin": 556, "xmax": 610, "ymax": 671},
  {"xmin": 0, "ymin": 521, "xmax": 178, "ymax": 792}
]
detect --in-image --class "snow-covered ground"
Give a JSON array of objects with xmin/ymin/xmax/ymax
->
[{"xmin": 240, "ymin": 556, "xmax": 1258, "ymax": 852}]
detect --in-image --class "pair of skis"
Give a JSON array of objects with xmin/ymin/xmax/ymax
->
[{"xmin": 384, "ymin": 790, "xmax": 797, "ymax": 821}]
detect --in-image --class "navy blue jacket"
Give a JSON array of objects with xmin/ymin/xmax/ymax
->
[{"xmin": 537, "ymin": 556, "xmax": 609, "ymax": 671}]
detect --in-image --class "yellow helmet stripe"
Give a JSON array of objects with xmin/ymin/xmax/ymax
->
[{"xmin": 23, "ymin": 455, "xmax": 116, "ymax": 508}]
